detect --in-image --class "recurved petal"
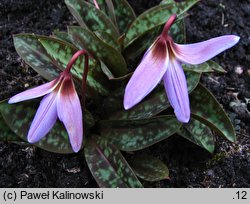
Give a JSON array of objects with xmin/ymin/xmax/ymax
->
[
  {"xmin": 8, "ymin": 78, "xmax": 60, "ymax": 104},
  {"xmin": 57, "ymin": 77, "xmax": 83, "ymax": 153},
  {"xmin": 172, "ymin": 35, "xmax": 240, "ymax": 65},
  {"xmin": 27, "ymin": 92, "xmax": 58, "ymax": 143},
  {"xmin": 124, "ymin": 39, "xmax": 169, "ymax": 109},
  {"xmin": 163, "ymin": 58, "xmax": 190, "ymax": 123}
]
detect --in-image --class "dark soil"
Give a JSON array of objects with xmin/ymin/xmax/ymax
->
[{"xmin": 0, "ymin": 0, "xmax": 249, "ymax": 187}]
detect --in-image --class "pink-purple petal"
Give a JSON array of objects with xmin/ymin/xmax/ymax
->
[
  {"xmin": 27, "ymin": 92, "xmax": 58, "ymax": 143},
  {"xmin": 124, "ymin": 40, "xmax": 169, "ymax": 110},
  {"xmin": 142, "ymin": 37, "xmax": 159, "ymax": 59},
  {"xmin": 163, "ymin": 58, "xmax": 190, "ymax": 123},
  {"xmin": 57, "ymin": 78, "xmax": 83, "ymax": 153},
  {"xmin": 8, "ymin": 78, "xmax": 60, "ymax": 104},
  {"xmin": 172, "ymin": 35, "xmax": 240, "ymax": 65}
]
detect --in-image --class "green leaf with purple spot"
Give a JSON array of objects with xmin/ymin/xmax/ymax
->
[
  {"xmin": 39, "ymin": 37, "xmax": 110, "ymax": 96},
  {"xmin": 84, "ymin": 137, "xmax": 143, "ymax": 188},
  {"xmin": 123, "ymin": 19, "xmax": 185, "ymax": 61},
  {"xmin": 65, "ymin": 0, "xmax": 119, "ymax": 37},
  {"xmin": 130, "ymin": 154, "xmax": 169, "ymax": 182},
  {"xmin": 94, "ymin": 30, "xmax": 121, "ymax": 51},
  {"xmin": 91, "ymin": 0, "xmax": 136, "ymax": 35},
  {"xmin": 0, "ymin": 101, "xmax": 73, "ymax": 153},
  {"xmin": 53, "ymin": 31, "xmax": 73, "ymax": 44},
  {"xmin": 178, "ymin": 118, "xmax": 215, "ymax": 153},
  {"xmin": 170, "ymin": 19, "xmax": 186, "ymax": 43},
  {"xmin": 190, "ymin": 83, "xmax": 236, "ymax": 142},
  {"xmin": 0, "ymin": 113, "xmax": 22, "ymax": 142},
  {"xmin": 160, "ymin": 0, "xmax": 200, "ymax": 10},
  {"xmin": 98, "ymin": 116, "xmax": 181, "ymax": 151},
  {"xmin": 183, "ymin": 60, "xmax": 225, "ymax": 73},
  {"xmin": 94, "ymin": 0, "xmax": 109, "ymax": 13},
  {"xmin": 69, "ymin": 26, "xmax": 128, "ymax": 77},
  {"xmin": 183, "ymin": 62, "xmax": 214, "ymax": 73},
  {"xmin": 207, "ymin": 60, "xmax": 226, "ymax": 73},
  {"xmin": 123, "ymin": 0, "xmax": 199, "ymax": 48},
  {"xmin": 100, "ymin": 62, "xmax": 132, "ymax": 80},
  {"xmin": 123, "ymin": 25, "xmax": 161, "ymax": 61},
  {"xmin": 110, "ymin": 0, "xmax": 136, "ymax": 34},
  {"xmin": 13, "ymin": 34, "xmax": 60, "ymax": 81},
  {"xmin": 108, "ymin": 70, "xmax": 201, "ymax": 120},
  {"xmin": 160, "ymin": 0, "xmax": 178, "ymax": 4},
  {"xmin": 0, "ymin": 100, "xmax": 95, "ymax": 153},
  {"xmin": 104, "ymin": 0, "xmax": 118, "ymax": 30}
]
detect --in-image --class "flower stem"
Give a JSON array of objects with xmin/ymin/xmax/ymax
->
[
  {"xmin": 93, "ymin": 0, "xmax": 100, "ymax": 9},
  {"xmin": 65, "ymin": 50, "xmax": 87, "ymax": 73},
  {"xmin": 161, "ymin": 14, "xmax": 177, "ymax": 40},
  {"xmin": 65, "ymin": 49, "xmax": 89, "ymax": 106},
  {"xmin": 81, "ymin": 54, "xmax": 89, "ymax": 107}
]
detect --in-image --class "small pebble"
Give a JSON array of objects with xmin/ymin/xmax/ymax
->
[
  {"xmin": 207, "ymin": 169, "xmax": 215, "ymax": 177},
  {"xmin": 247, "ymin": 69, "xmax": 250, "ymax": 77},
  {"xmin": 234, "ymin": 66, "xmax": 243, "ymax": 75},
  {"xmin": 24, "ymin": 83, "xmax": 29, "ymax": 88}
]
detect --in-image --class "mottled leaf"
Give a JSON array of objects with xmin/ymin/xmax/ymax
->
[
  {"xmin": 13, "ymin": 34, "xmax": 60, "ymax": 81},
  {"xmin": 53, "ymin": 31, "xmax": 73, "ymax": 44},
  {"xmin": 185, "ymin": 70, "xmax": 202, "ymax": 92},
  {"xmin": 111, "ymin": 0, "xmax": 136, "ymax": 34},
  {"xmin": 94, "ymin": 30, "xmax": 121, "ymax": 51},
  {"xmin": 39, "ymin": 37, "xmax": 109, "ymax": 95},
  {"xmin": 91, "ymin": 0, "xmax": 136, "ymax": 35},
  {"xmin": 0, "ymin": 100, "xmax": 95, "ymax": 153},
  {"xmin": 161, "ymin": 0, "xmax": 200, "ymax": 10},
  {"xmin": 160, "ymin": 0, "xmax": 174, "ymax": 4},
  {"xmin": 85, "ymin": 109, "xmax": 95, "ymax": 129},
  {"xmin": 109, "ymin": 85, "xmax": 170, "ymax": 120},
  {"xmin": 104, "ymin": 0, "xmax": 118, "ymax": 30},
  {"xmin": 84, "ymin": 137, "xmax": 143, "ymax": 188},
  {"xmin": 123, "ymin": 15, "xmax": 185, "ymax": 61},
  {"xmin": 39, "ymin": 37, "xmax": 80, "ymax": 74},
  {"xmin": 178, "ymin": 118, "xmax": 215, "ymax": 153},
  {"xmin": 100, "ymin": 62, "xmax": 132, "ymax": 80},
  {"xmin": 190, "ymin": 84, "xmax": 236, "ymax": 142},
  {"xmin": 183, "ymin": 61, "xmax": 214, "ymax": 73},
  {"xmin": 108, "ymin": 70, "xmax": 201, "ymax": 120},
  {"xmin": 123, "ymin": 0, "xmax": 199, "ymax": 48},
  {"xmin": 123, "ymin": 26, "xmax": 161, "ymax": 61},
  {"xmin": 65, "ymin": 0, "xmax": 119, "ymax": 37},
  {"xmin": 92, "ymin": 0, "xmax": 109, "ymax": 15},
  {"xmin": 98, "ymin": 116, "xmax": 182, "ymax": 151},
  {"xmin": 183, "ymin": 60, "xmax": 226, "ymax": 73},
  {"xmin": 170, "ymin": 19, "xmax": 186, "ymax": 44},
  {"xmin": 0, "ymin": 101, "xmax": 73, "ymax": 153},
  {"xmin": 130, "ymin": 154, "xmax": 169, "ymax": 182},
  {"xmin": 69, "ymin": 26, "xmax": 128, "ymax": 77},
  {"xmin": 0, "ymin": 113, "xmax": 22, "ymax": 142},
  {"xmin": 207, "ymin": 60, "xmax": 226, "ymax": 73},
  {"xmin": 102, "ymin": 86, "xmax": 127, "ymax": 115}
]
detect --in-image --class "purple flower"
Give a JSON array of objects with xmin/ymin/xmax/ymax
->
[
  {"xmin": 124, "ymin": 14, "xmax": 240, "ymax": 123},
  {"xmin": 9, "ymin": 70, "xmax": 83, "ymax": 152}
]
